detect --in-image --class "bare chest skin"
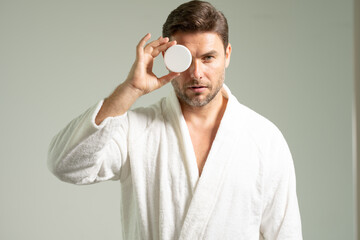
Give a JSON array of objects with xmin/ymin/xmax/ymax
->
[{"xmin": 188, "ymin": 125, "xmax": 218, "ymax": 176}]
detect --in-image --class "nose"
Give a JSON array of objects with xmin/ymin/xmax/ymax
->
[{"xmin": 188, "ymin": 59, "xmax": 203, "ymax": 80}]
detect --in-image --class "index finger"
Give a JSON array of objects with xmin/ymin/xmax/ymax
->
[{"xmin": 136, "ymin": 33, "xmax": 152, "ymax": 57}]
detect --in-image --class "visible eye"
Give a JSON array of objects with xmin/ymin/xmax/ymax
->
[{"xmin": 202, "ymin": 56, "xmax": 214, "ymax": 62}]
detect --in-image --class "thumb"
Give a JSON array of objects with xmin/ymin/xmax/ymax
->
[{"xmin": 158, "ymin": 72, "xmax": 180, "ymax": 86}]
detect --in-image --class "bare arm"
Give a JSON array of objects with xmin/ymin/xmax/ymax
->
[{"xmin": 95, "ymin": 33, "xmax": 180, "ymax": 125}]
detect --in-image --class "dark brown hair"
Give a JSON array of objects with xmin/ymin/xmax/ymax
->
[{"xmin": 162, "ymin": 0, "xmax": 229, "ymax": 50}]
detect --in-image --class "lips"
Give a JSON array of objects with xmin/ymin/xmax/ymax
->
[
  {"xmin": 188, "ymin": 85, "xmax": 207, "ymax": 89},
  {"xmin": 188, "ymin": 85, "xmax": 207, "ymax": 93}
]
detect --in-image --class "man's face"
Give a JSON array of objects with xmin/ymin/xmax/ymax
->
[{"xmin": 169, "ymin": 32, "xmax": 231, "ymax": 107}]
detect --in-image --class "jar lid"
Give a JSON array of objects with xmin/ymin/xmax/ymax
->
[{"xmin": 164, "ymin": 45, "xmax": 192, "ymax": 73}]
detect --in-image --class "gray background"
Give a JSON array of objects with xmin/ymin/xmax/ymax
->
[{"xmin": 0, "ymin": 0, "xmax": 355, "ymax": 239}]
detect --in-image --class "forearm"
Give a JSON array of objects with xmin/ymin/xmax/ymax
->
[{"xmin": 95, "ymin": 81, "xmax": 142, "ymax": 125}]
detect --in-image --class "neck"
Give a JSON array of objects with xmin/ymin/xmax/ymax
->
[{"xmin": 180, "ymin": 88, "xmax": 228, "ymax": 128}]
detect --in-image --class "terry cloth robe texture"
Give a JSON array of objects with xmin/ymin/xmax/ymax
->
[{"xmin": 48, "ymin": 85, "xmax": 302, "ymax": 240}]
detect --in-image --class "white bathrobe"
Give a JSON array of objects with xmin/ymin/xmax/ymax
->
[{"xmin": 48, "ymin": 85, "xmax": 302, "ymax": 240}]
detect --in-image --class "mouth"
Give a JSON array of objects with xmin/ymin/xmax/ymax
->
[{"xmin": 187, "ymin": 85, "xmax": 208, "ymax": 93}]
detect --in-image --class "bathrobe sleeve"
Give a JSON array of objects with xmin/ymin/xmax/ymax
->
[
  {"xmin": 47, "ymin": 100, "xmax": 129, "ymax": 185},
  {"xmin": 259, "ymin": 129, "xmax": 303, "ymax": 240}
]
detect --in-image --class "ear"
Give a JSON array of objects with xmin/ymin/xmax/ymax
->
[{"xmin": 225, "ymin": 43, "xmax": 232, "ymax": 68}]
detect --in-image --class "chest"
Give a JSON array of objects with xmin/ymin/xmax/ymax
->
[
  {"xmin": 188, "ymin": 127, "xmax": 218, "ymax": 176},
  {"xmin": 127, "ymin": 124, "xmax": 263, "ymax": 239}
]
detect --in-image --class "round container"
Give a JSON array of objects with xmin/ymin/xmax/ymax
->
[{"xmin": 164, "ymin": 45, "xmax": 192, "ymax": 73}]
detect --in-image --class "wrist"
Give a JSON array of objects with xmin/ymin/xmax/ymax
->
[{"xmin": 122, "ymin": 80, "xmax": 145, "ymax": 98}]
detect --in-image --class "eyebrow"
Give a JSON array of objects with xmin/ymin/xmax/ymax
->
[{"xmin": 200, "ymin": 50, "xmax": 218, "ymax": 57}]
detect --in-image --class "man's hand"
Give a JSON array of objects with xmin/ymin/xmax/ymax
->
[
  {"xmin": 95, "ymin": 33, "xmax": 179, "ymax": 125},
  {"xmin": 124, "ymin": 33, "xmax": 180, "ymax": 95}
]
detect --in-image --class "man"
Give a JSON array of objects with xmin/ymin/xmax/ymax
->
[{"xmin": 48, "ymin": 1, "xmax": 302, "ymax": 239}]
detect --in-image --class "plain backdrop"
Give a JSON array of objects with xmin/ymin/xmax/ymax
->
[{"xmin": 0, "ymin": 0, "xmax": 355, "ymax": 239}]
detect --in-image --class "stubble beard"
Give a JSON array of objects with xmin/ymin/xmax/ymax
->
[{"xmin": 171, "ymin": 71, "xmax": 225, "ymax": 108}]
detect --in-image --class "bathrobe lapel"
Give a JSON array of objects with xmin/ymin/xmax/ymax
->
[
  {"xmin": 166, "ymin": 89, "xmax": 200, "ymax": 191},
  {"xmin": 166, "ymin": 85, "xmax": 244, "ymax": 239}
]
